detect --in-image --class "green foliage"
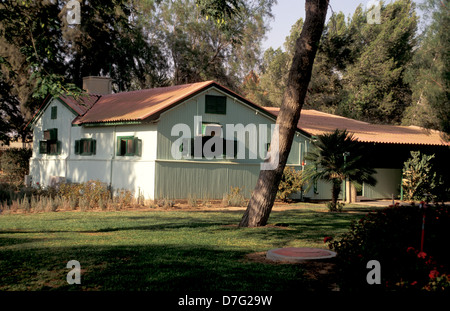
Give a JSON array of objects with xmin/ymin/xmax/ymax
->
[
  {"xmin": 276, "ymin": 166, "xmax": 304, "ymax": 202},
  {"xmin": 152, "ymin": 0, "xmax": 275, "ymax": 88},
  {"xmin": 339, "ymin": 1, "xmax": 417, "ymax": 124},
  {"xmin": 403, "ymin": 0, "xmax": 450, "ymax": 135},
  {"xmin": 327, "ymin": 205, "xmax": 450, "ymax": 292},
  {"xmin": 401, "ymin": 151, "xmax": 446, "ymax": 202},
  {"xmin": 326, "ymin": 201, "xmax": 344, "ymax": 212},
  {"xmin": 0, "ymin": 148, "xmax": 32, "ymax": 184},
  {"xmin": 245, "ymin": 0, "xmax": 420, "ymax": 126}
]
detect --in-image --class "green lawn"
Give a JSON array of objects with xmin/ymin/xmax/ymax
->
[{"xmin": 0, "ymin": 204, "xmax": 381, "ymax": 291}]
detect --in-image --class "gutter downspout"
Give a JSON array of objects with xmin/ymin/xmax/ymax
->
[
  {"xmin": 65, "ymin": 123, "xmax": 72, "ymax": 180},
  {"xmin": 110, "ymin": 125, "xmax": 116, "ymax": 192}
]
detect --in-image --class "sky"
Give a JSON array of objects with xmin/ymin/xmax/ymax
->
[{"xmin": 262, "ymin": 0, "xmax": 424, "ymax": 51}]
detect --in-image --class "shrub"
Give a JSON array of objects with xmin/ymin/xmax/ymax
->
[
  {"xmin": 59, "ymin": 180, "xmax": 111, "ymax": 210},
  {"xmin": 326, "ymin": 201, "xmax": 344, "ymax": 212},
  {"xmin": 222, "ymin": 186, "xmax": 246, "ymax": 207},
  {"xmin": 187, "ymin": 194, "xmax": 198, "ymax": 208},
  {"xmin": 327, "ymin": 205, "xmax": 450, "ymax": 292},
  {"xmin": 277, "ymin": 166, "xmax": 304, "ymax": 202},
  {"xmin": 0, "ymin": 148, "xmax": 32, "ymax": 185},
  {"xmin": 401, "ymin": 151, "xmax": 448, "ymax": 202},
  {"xmin": 157, "ymin": 197, "xmax": 175, "ymax": 208}
]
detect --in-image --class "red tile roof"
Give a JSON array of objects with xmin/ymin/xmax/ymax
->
[
  {"xmin": 73, "ymin": 81, "xmax": 215, "ymax": 124},
  {"xmin": 264, "ymin": 107, "xmax": 450, "ymax": 146},
  {"xmin": 42, "ymin": 80, "xmax": 449, "ymax": 147},
  {"xmin": 59, "ymin": 94, "xmax": 100, "ymax": 115}
]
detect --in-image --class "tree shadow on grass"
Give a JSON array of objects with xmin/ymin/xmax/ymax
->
[{"xmin": 0, "ymin": 244, "xmax": 315, "ymax": 291}]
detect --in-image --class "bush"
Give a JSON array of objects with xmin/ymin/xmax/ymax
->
[
  {"xmin": 326, "ymin": 205, "xmax": 450, "ymax": 292},
  {"xmin": 222, "ymin": 186, "xmax": 246, "ymax": 207},
  {"xmin": 326, "ymin": 201, "xmax": 344, "ymax": 212},
  {"xmin": 0, "ymin": 148, "xmax": 32, "ymax": 184},
  {"xmin": 277, "ymin": 166, "xmax": 304, "ymax": 202},
  {"xmin": 402, "ymin": 151, "xmax": 449, "ymax": 203},
  {"xmin": 59, "ymin": 180, "xmax": 111, "ymax": 210}
]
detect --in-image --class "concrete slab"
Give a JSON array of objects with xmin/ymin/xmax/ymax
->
[{"xmin": 266, "ymin": 247, "xmax": 337, "ymax": 263}]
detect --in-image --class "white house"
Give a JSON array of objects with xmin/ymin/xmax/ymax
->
[
  {"xmin": 28, "ymin": 78, "xmax": 312, "ymax": 200},
  {"xmin": 28, "ymin": 77, "xmax": 450, "ymax": 201}
]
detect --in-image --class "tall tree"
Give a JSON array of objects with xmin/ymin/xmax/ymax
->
[
  {"xmin": 239, "ymin": 0, "xmax": 329, "ymax": 227},
  {"xmin": 0, "ymin": 0, "xmax": 168, "ymax": 144},
  {"xmin": 403, "ymin": 0, "xmax": 450, "ymax": 135},
  {"xmin": 341, "ymin": 0, "xmax": 418, "ymax": 124},
  {"xmin": 59, "ymin": 0, "xmax": 168, "ymax": 92},
  {"xmin": 150, "ymin": 0, "xmax": 275, "ymax": 89},
  {"xmin": 241, "ymin": 18, "xmax": 303, "ymax": 107}
]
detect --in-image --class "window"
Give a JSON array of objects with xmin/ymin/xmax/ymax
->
[
  {"xmin": 188, "ymin": 136, "xmax": 237, "ymax": 158},
  {"xmin": 202, "ymin": 122, "xmax": 222, "ymax": 136},
  {"xmin": 51, "ymin": 106, "xmax": 57, "ymax": 119},
  {"xmin": 205, "ymin": 95, "xmax": 226, "ymax": 115},
  {"xmin": 74, "ymin": 139, "xmax": 96, "ymax": 156},
  {"xmin": 44, "ymin": 128, "xmax": 58, "ymax": 141},
  {"xmin": 116, "ymin": 136, "xmax": 142, "ymax": 156},
  {"xmin": 39, "ymin": 128, "xmax": 61, "ymax": 155},
  {"xmin": 39, "ymin": 140, "xmax": 61, "ymax": 155}
]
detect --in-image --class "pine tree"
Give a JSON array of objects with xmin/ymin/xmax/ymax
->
[{"xmin": 403, "ymin": 0, "xmax": 450, "ymax": 135}]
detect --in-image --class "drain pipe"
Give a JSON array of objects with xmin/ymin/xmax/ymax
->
[{"xmin": 109, "ymin": 125, "xmax": 116, "ymax": 193}]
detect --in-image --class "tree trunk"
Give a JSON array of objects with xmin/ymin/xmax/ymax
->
[
  {"xmin": 239, "ymin": 0, "xmax": 329, "ymax": 227},
  {"xmin": 331, "ymin": 180, "xmax": 342, "ymax": 210}
]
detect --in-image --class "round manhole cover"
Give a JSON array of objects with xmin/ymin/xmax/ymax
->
[{"xmin": 266, "ymin": 247, "xmax": 336, "ymax": 263}]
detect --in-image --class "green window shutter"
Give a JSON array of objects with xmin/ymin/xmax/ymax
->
[
  {"xmin": 134, "ymin": 138, "xmax": 142, "ymax": 157},
  {"xmin": 74, "ymin": 140, "xmax": 80, "ymax": 155},
  {"xmin": 51, "ymin": 106, "xmax": 57, "ymax": 119},
  {"xmin": 116, "ymin": 137, "xmax": 122, "ymax": 156},
  {"xmin": 39, "ymin": 141, "xmax": 48, "ymax": 154},
  {"xmin": 56, "ymin": 141, "xmax": 62, "ymax": 155},
  {"xmin": 91, "ymin": 140, "xmax": 96, "ymax": 155},
  {"xmin": 205, "ymin": 95, "xmax": 226, "ymax": 114},
  {"xmin": 48, "ymin": 128, "xmax": 58, "ymax": 141}
]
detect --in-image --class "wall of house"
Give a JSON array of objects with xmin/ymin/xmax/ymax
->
[
  {"xmin": 29, "ymin": 98, "xmax": 74, "ymax": 186},
  {"xmin": 29, "ymin": 99, "xmax": 158, "ymax": 199},
  {"xmin": 362, "ymin": 168, "xmax": 402, "ymax": 200},
  {"xmin": 153, "ymin": 87, "xmax": 309, "ymax": 199},
  {"xmin": 67, "ymin": 124, "xmax": 158, "ymax": 199}
]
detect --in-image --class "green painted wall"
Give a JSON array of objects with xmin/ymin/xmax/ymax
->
[
  {"xmin": 153, "ymin": 87, "xmax": 309, "ymax": 199},
  {"xmin": 363, "ymin": 168, "xmax": 402, "ymax": 199},
  {"xmin": 155, "ymin": 160, "xmax": 260, "ymax": 199}
]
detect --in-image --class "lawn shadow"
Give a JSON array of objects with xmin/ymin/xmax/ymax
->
[{"xmin": 0, "ymin": 244, "xmax": 313, "ymax": 291}]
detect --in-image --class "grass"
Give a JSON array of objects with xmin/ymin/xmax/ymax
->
[{"xmin": 0, "ymin": 203, "xmax": 383, "ymax": 291}]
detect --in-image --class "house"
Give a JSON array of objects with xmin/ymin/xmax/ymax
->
[
  {"xmin": 28, "ymin": 78, "xmax": 310, "ymax": 200},
  {"xmin": 266, "ymin": 107, "xmax": 450, "ymax": 201},
  {"xmin": 28, "ymin": 77, "xmax": 450, "ymax": 201}
]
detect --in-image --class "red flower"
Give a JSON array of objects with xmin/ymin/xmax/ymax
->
[
  {"xmin": 411, "ymin": 281, "xmax": 418, "ymax": 286},
  {"xmin": 323, "ymin": 236, "xmax": 333, "ymax": 243},
  {"xmin": 417, "ymin": 251, "xmax": 427, "ymax": 259},
  {"xmin": 406, "ymin": 246, "xmax": 416, "ymax": 254},
  {"xmin": 429, "ymin": 269, "xmax": 439, "ymax": 279}
]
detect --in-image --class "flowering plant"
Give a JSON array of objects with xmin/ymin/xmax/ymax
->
[{"xmin": 328, "ymin": 205, "xmax": 449, "ymax": 292}]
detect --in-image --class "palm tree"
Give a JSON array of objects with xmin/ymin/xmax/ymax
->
[{"xmin": 304, "ymin": 129, "xmax": 377, "ymax": 210}]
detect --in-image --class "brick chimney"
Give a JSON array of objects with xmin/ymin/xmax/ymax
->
[{"xmin": 82, "ymin": 76, "xmax": 112, "ymax": 95}]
